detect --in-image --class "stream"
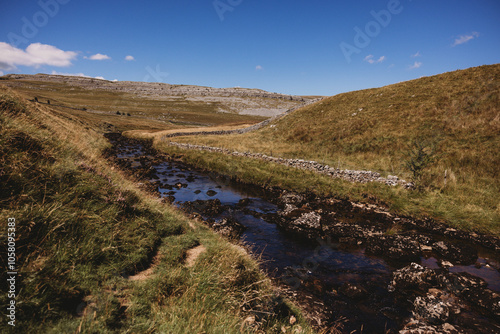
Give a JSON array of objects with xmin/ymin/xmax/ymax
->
[{"xmin": 107, "ymin": 134, "xmax": 500, "ymax": 333}]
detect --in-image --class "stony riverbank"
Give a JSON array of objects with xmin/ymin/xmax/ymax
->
[{"xmin": 107, "ymin": 133, "xmax": 500, "ymax": 333}]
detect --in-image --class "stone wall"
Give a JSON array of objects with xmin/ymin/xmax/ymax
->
[{"xmin": 166, "ymin": 141, "xmax": 413, "ymax": 188}]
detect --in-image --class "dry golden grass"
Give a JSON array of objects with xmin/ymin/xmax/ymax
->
[{"xmin": 0, "ymin": 78, "xmax": 266, "ymax": 132}]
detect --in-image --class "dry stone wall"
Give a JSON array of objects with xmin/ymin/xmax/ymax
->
[{"xmin": 166, "ymin": 141, "xmax": 413, "ymax": 188}]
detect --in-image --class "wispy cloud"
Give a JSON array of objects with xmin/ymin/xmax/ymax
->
[
  {"xmin": 0, "ymin": 71, "xmax": 3, "ymax": 76},
  {"xmin": 408, "ymin": 61, "xmax": 422, "ymax": 70},
  {"xmin": 51, "ymin": 70, "xmax": 106, "ymax": 80},
  {"xmin": 86, "ymin": 53, "xmax": 111, "ymax": 60},
  {"xmin": 364, "ymin": 55, "xmax": 385, "ymax": 64},
  {"xmin": 411, "ymin": 51, "xmax": 421, "ymax": 58},
  {"xmin": 452, "ymin": 32, "xmax": 479, "ymax": 47},
  {"xmin": 255, "ymin": 65, "xmax": 263, "ymax": 70},
  {"xmin": 0, "ymin": 42, "xmax": 77, "ymax": 70},
  {"xmin": 125, "ymin": 55, "xmax": 135, "ymax": 61}
]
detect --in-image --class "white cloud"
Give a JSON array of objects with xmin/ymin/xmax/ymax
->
[
  {"xmin": 255, "ymin": 65, "xmax": 263, "ymax": 70},
  {"xmin": 125, "ymin": 55, "xmax": 135, "ymax": 61},
  {"xmin": 452, "ymin": 32, "xmax": 479, "ymax": 47},
  {"xmin": 51, "ymin": 71, "xmax": 106, "ymax": 80},
  {"xmin": 0, "ymin": 42, "xmax": 77, "ymax": 70},
  {"xmin": 86, "ymin": 53, "xmax": 111, "ymax": 60},
  {"xmin": 0, "ymin": 71, "xmax": 3, "ymax": 76},
  {"xmin": 364, "ymin": 55, "xmax": 385, "ymax": 64},
  {"xmin": 411, "ymin": 51, "xmax": 421, "ymax": 58},
  {"xmin": 409, "ymin": 61, "xmax": 423, "ymax": 70}
]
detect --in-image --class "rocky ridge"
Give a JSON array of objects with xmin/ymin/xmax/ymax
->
[
  {"xmin": 392, "ymin": 263, "xmax": 500, "ymax": 333},
  {"xmin": 2, "ymin": 74, "xmax": 316, "ymax": 116},
  {"xmin": 2, "ymin": 73, "xmax": 307, "ymax": 100}
]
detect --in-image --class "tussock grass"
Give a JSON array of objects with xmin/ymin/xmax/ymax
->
[
  {"xmin": 0, "ymin": 86, "xmax": 314, "ymax": 333},
  {"xmin": 144, "ymin": 64, "xmax": 500, "ymax": 235}
]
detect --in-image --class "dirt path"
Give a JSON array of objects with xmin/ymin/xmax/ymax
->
[
  {"xmin": 185, "ymin": 245, "xmax": 206, "ymax": 267},
  {"xmin": 128, "ymin": 252, "xmax": 163, "ymax": 281},
  {"xmin": 154, "ymin": 98, "xmax": 322, "ymax": 141}
]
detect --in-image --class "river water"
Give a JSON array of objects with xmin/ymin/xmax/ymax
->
[{"xmin": 110, "ymin": 136, "xmax": 500, "ymax": 333}]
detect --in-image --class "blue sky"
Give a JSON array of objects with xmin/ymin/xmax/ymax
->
[{"xmin": 1, "ymin": 0, "xmax": 499, "ymax": 96}]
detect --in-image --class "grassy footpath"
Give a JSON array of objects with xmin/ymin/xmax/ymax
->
[
  {"xmin": 135, "ymin": 64, "xmax": 500, "ymax": 235},
  {"xmin": 0, "ymin": 86, "xmax": 315, "ymax": 333}
]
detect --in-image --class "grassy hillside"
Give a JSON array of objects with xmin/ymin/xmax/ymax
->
[
  {"xmin": 0, "ymin": 77, "xmax": 292, "ymax": 131},
  {"xmin": 147, "ymin": 64, "xmax": 500, "ymax": 234},
  {"xmin": 0, "ymin": 78, "xmax": 267, "ymax": 132},
  {"xmin": 0, "ymin": 87, "xmax": 314, "ymax": 333}
]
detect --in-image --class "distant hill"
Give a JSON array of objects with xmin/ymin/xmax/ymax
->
[{"xmin": 1, "ymin": 73, "xmax": 316, "ymax": 117}]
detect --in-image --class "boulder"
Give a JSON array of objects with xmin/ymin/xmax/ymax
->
[
  {"xmin": 209, "ymin": 218, "xmax": 246, "ymax": 239},
  {"xmin": 388, "ymin": 263, "xmax": 438, "ymax": 293},
  {"xmin": 365, "ymin": 235, "xmax": 422, "ymax": 263},
  {"xmin": 412, "ymin": 291, "xmax": 460, "ymax": 325},
  {"xmin": 181, "ymin": 199, "xmax": 224, "ymax": 216},
  {"xmin": 399, "ymin": 319, "xmax": 459, "ymax": 334},
  {"xmin": 278, "ymin": 192, "xmax": 306, "ymax": 207},
  {"xmin": 276, "ymin": 210, "xmax": 322, "ymax": 239},
  {"xmin": 339, "ymin": 283, "xmax": 368, "ymax": 300},
  {"xmin": 432, "ymin": 241, "xmax": 478, "ymax": 265}
]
